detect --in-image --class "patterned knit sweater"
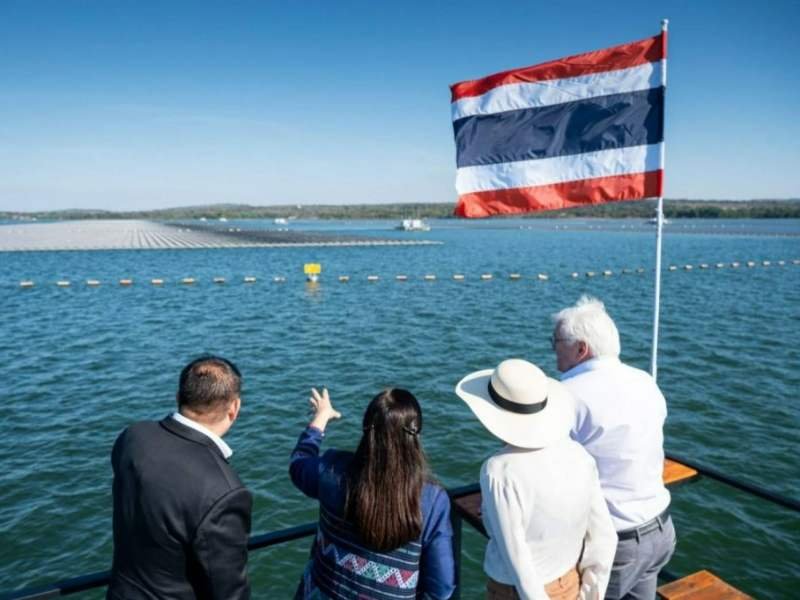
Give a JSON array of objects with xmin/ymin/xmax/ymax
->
[{"xmin": 289, "ymin": 426, "xmax": 455, "ymax": 600}]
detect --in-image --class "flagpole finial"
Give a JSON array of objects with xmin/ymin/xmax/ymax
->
[{"xmin": 661, "ymin": 19, "xmax": 669, "ymax": 32}]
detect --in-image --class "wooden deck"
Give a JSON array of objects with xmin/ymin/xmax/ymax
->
[{"xmin": 657, "ymin": 570, "xmax": 753, "ymax": 599}]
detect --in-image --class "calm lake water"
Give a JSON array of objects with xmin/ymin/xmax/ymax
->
[{"xmin": 1, "ymin": 218, "xmax": 798, "ymax": 599}]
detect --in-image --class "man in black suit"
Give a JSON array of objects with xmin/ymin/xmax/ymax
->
[{"xmin": 108, "ymin": 356, "xmax": 252, "ymax": 599}]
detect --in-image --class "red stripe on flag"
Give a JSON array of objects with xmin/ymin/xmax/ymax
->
[
  {"xmin": 453, "ymin": 171, "xmax": 663, "ymax": 218},
  {"xmin": 451, "ymin": 33, "xmax": 666, "ymax": 102}
]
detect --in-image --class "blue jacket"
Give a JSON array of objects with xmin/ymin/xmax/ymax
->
[{"xmin": 289, "ymin": 426, "xmax": 455, "ymax": 599}]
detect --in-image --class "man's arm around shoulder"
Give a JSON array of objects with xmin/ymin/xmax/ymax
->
[{"xmin": 193, "ymin": 485, "xmax": 253, "ymax": 600}]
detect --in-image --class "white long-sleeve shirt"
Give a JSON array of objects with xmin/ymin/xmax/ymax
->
[
  {"xmin": 561, "ymin": 357, "xmax": 671, "ymax": 530},
  {"xmin": 480, "ymin": 438, "xmax": 617, "ymax": 600}
]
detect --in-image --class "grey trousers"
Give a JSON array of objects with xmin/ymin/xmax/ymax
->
[{"xmin": 605, "ymin": 515, "xmax": 676, "ymax": 600}]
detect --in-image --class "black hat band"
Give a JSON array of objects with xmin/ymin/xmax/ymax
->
[{"xmin": 488, "ymin": 381, "xmax": 548, "ymax": 415}]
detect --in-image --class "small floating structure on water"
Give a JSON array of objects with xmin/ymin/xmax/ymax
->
[
  {"xmin": 119, "ymin": 279, "xmax": 133, "ymax": 286},
  {"xmin": 19, "ymin": 280, "xmax": 34, "ymax": 288},
  {"xmin": 56, "ymin": 280, "xmax": 70, "ymax": 287},
  {"xmin": 509, "ymin": 273, "xmax": 521, "ymax": 280},
  {"xmin": 304, "ymin": 263, "xmax": 321, "ymax": 283},
  {"xmin": 244, "ymin": 276, "xmax": 257, "ymax": 283},
  {"xmin": 395, "ymin": 275, "xmax": 408, "ymax": 281},
  {"xmin": 86, "ymin": 279, "xmax": 101, "ymax": 287},
  {"xmin": 480, "ymin": 273, "xmax": 493, "ymax": 280},
  {"xmin": 213, "ymin": 277, "xmax": 226, "ymax": 284},
  {"xmin": 181, "ymin": 278, "xmax": 195, "ymax": 285},
  {"xmin": 453, "ymin": 274, "xmax": 465, "ymax": 281},
  {"xmin": 151, "ymin": 279, "xmax": 164, "ymax": 286},
  {"xmin": 338, "ymin": 275, "xmax": 350, "ymax": 282},
  {"xmin": 367, "ymin": 275, "xmax": 379, "ymax": 282},
  {"xmin": 537, "ymin": 273, "xmax": 549, "ymax": 281},
  {"xmin": 423, "ymin": 274, "xmax": 436, "ymax": 281},
  {"xmin": 273, "ymin": 276, "xmax": 286, "ymax": 283}
]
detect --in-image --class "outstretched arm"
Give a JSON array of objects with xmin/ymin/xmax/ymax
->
[{"xmin": 289, "ymin": 388, "xmax": 342, "ymax": 498}]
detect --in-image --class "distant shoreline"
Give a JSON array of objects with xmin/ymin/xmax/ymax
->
[{"xmin": 3, "ymin": 199, "xmax": 800, "ymax": 221}]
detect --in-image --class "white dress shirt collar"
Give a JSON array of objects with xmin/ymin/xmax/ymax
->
[
  {"xmin": 560, "ymin": 355, "xmax": 621, "ymax": 381},
  {"xmin": 172, "ymin": 412, "xmax": 233, "ymax": 459}
]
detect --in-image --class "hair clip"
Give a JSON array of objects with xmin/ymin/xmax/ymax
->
[{"xmin": 402, "ymin": 426, "xmax": 419, "ymax": 436}]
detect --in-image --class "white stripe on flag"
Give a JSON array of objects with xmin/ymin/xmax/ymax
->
[
  {"xmin": 455, "ymin": 144, "xmax": 661, "ymax": 194},
  {"xmin": 451, "ymin": 61, "xmax": 663, "ymax": 121}
]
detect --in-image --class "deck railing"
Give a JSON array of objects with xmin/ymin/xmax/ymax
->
[{"xmin": 2, "ymin": 457, "xmax": 798, "ymax": 600}]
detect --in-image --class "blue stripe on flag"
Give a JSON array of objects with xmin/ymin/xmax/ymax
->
[{"xmin": 453, "ymin": 87, "xmax": 663, "ymax": 168}]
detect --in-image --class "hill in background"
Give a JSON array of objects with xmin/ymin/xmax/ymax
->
[{"xmin": 2, "ymin": 199, "xmax": 800, "ymax": 221}]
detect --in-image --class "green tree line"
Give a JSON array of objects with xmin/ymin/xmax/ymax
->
[{"xmin": 3, "ymin": 199, "xmax": 800, "ymax": 221}]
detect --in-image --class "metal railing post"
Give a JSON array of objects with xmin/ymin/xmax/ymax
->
[{"xmin": 450, "ymin": 511, "xmax": 463, "ymax": 600}]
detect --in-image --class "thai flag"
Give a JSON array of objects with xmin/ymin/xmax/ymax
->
[{"xmin": 450, "ymin": 32, "xmax": 666, "ymax": 218}]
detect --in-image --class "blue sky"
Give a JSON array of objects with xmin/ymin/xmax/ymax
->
[{"xmin": 1, "ymin": 0, "xmax": 798, "ymax": 211}]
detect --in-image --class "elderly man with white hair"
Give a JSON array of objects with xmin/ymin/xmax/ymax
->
[{"xmin": 551, "ymin": 296, "xmax": 675, "ymax": 600}]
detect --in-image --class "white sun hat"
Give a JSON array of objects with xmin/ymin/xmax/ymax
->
[{"xmin": 455, "ymin": 358, "xmax": 575, "ymax": 449}]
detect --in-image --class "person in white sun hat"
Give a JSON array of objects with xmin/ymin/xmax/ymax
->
[{"xmin": 456, "ymin": 358, "xmax": 617, "ymax": 600}]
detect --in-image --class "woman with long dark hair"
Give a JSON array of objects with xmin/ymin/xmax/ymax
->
[{"xmin": 290, "ymin": 387, "xmax": 455, "ymax": 599}]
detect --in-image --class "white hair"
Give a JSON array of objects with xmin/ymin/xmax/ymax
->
[{"xmin": 552, "ymin": 295, "xmax": 621, "ymax": 358}]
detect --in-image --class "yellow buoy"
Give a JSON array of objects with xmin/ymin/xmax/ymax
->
[{"xmin": 304, "ymin": 263, "xmax": 321, "ymax": 283}]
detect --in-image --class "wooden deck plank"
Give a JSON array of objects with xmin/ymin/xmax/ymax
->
[
  {"xmin": 657, "ymin": 570, "xmax": 753, "ymax": 599},
  {"xmin": 664, "ymin": 458, "xmax": 699, "ymax": 486}
]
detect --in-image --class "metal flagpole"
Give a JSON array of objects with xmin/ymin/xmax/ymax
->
[{"xmin": 650, "ymin": 18, "xmax": 668, "ymax": 381}]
